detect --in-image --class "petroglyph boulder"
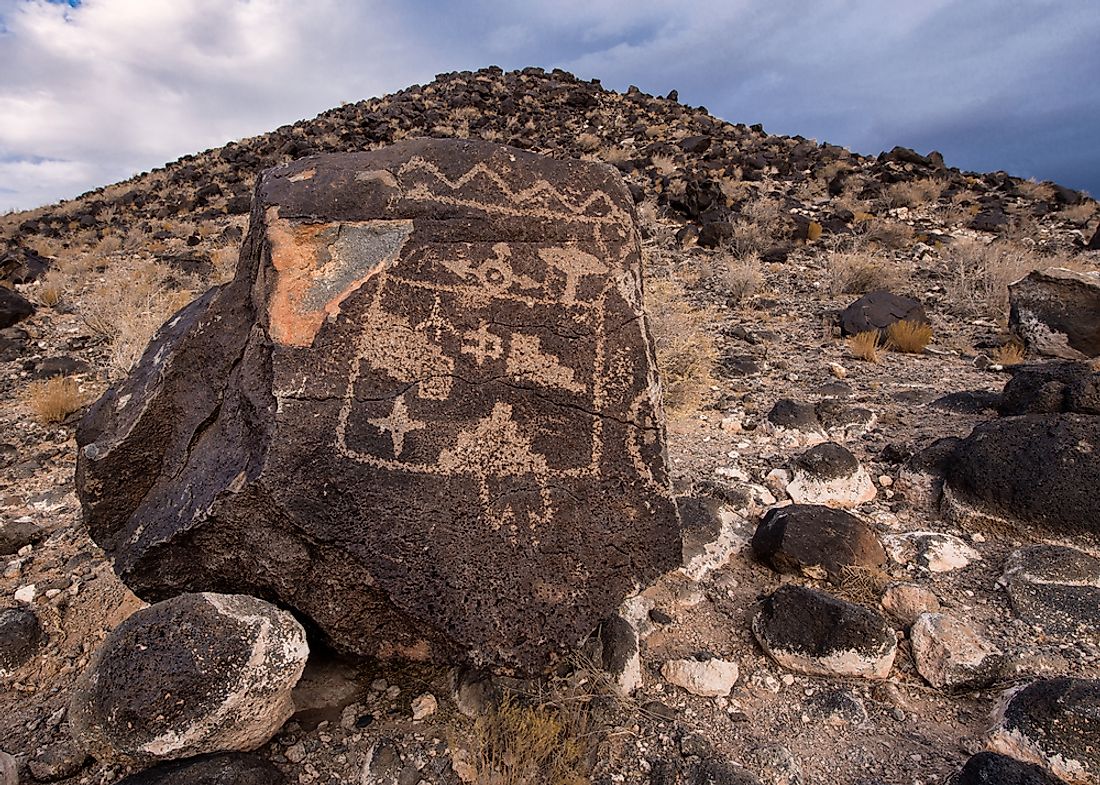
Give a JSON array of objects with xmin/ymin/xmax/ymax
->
[{"xmin": 75, "ymin": 139, "xmax": 681, "ymax": 671}]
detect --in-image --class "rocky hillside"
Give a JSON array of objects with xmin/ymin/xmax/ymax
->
[{"xmin": 1, "ymin": 67, "xmax": 1099, "ymax": 785}]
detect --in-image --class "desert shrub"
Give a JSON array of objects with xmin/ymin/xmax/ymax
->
[
  {"xmin": 861, "ymin": 217, "xmax": 915, "ymax": 249},
  {"xmin": 650, "ymin": 154, "xmax": 678, "ymax": 176},
  {"xmin": 80, "ymin": 258, "xmax": 196, "ymax": 375},
  {"xmin": 837, "ymin": 564, "xmax": 890, "ymax": 605},
  {"xmin": 806, "ymin": 221, "xmax": 822, "ymax": 242},
  {"xmin": 828, "ymin": 250, "xmax": 905, "ymax": 294},
  {"xmin": 712, "ymin": 252, "xmax": 763, "ymax": 305},
  {"xmin": 723, "ymin": 197, "xmax": 787, "ymax": 258},
  {"xmin": 210, "ymin": 246, "xmax": 240, "ymax": 283},
  {"xmin": 884, "ymin": 178, "xmax": 943, "ymax": 208},
  {"xmin": 991, "ymin": 341, "xmax": 1026, "ymax": 366},
  {"xmin": 886, "ymin": 320, "xmax": 933, "ymax": 353},
  {"xmin": 35, "ymin": 269, "xmax": 67, "ymax": 306},
  {"xmin": 847, "ymin": 331, "xmax": 882, "ymax": 363},
  {"xmin": 946, "ymin": 238, "xmax": 1080, "ymax": 321},
  {"xmin": 646, "ymin": 278, "xmax": 718, "ymax": 415},
  {"xmin": 24, "ymin": 376, "xmax": 87, "ymax": 424},
  {"xmin": 575, "ymin": 132, "xmax": 600, "ymax": 152},
  {"xmin": 1015, "ymin": 179, "xmax": 1055, "ymax": 202},
  {"xmin": 468, "ymin": 693, "xmax": 590, "ymax": 785}
]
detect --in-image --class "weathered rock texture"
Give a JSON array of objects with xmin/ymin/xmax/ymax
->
[
  {"xmin": 75, "ymin": 139, "xmax": 681, "ymax": 670},
  {"xmin": 750, "ymin": 504, "xmax": 886, "ymax": 584},
  {"xmin": 839, "ymin": 291, "xmax": 927, "ymax": 337},
  {"xmin": 69, "ymin": 593, "xmax": 307, "ymax": 765},
  {"xmin": 1009, "ymin": 268, "xmax": 1100, "ymax": 359}
]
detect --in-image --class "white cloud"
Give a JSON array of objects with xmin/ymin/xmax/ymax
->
[{"xmin": 0, "ymin": 0, "xmax": 1097, "ymax": 212}]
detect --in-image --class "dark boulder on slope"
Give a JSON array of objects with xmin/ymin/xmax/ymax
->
[{"xmin": 75, "ymin": 139, "xmax": 681, "ymax": 671}]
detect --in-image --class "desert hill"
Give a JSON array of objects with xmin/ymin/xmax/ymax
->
[{"xmin": 1, "ymin": 67, "xmax": 1099, "ymax": 785}]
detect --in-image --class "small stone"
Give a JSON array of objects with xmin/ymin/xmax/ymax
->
[
  {"xmin": 883, "ymin": 531, "xmax": 979, "ymax": 572},
  {"xmin": 0, "ymin": 606, "xmax": 43, "ymax": 676},
  {"xmin": 0, "ymin": 751, "xmax": 15, "ymax": 785},
  {"xmin": 752, "ymin": 585, "xmax": 896, "ymax": 679},
  {"xmin": 284, "ymin": 743, "xmax": 306, "ymax": 764},
  {"xmin": 910, "ymin": 612, "xmax": 1003, "ymax": 690},
  {"xmin": 786, "ymin": 442, "xmax": 876, "ymax": 509},
  {"xmin": 880, "ymin": 583, "xmax": 940, "ymax": 627},
  {"xmin": 28, "ymin": 741, "xmax": 87, "ymax": 782},
  {"xmin": 411, "ymin": 693, "xmax": 438, "ymax": 721},
  {"xmin": 829, "ymin": 363, "xmax": 847, "ymax": 379},
  {"xmin": 661, "ymin": 657, "xmax": 739, "ymax": 697},
  {"xmin": 13, "ymin": 585, "xmax": 35, "ymax": 604},
  {"xmin": 0, "ymin": 521, "xmax": 44, "ymax": 557}
]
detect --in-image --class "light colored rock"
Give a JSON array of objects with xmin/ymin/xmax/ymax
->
[
  {"xmin": 661, "ymin": 657, "xmax": 739, "ymax": 697},
  {"xmin": 786, "ymin": 443, "xmax": 876, "ymax": 509},
  {"xmin": 880, "ymin": 583, "xmax": 940, "ymax": 627},
  {"xmin": 884, "ymin": 531, "xmax": 979, "ymax": 573},
  {"xmin": 69, "ymin": 593, "xmax": 308, "ymax": 765},
  {"xmin": 679, "ymin": 499, "xmax": 747, "ymax": 581},
  {"xmin": 13, "ymin": 585, "xmax": 35, "ymax": 604},
  {"xmin": 599, "ymin": 615, "xmax": 642, "ymax": 696},
  {"xmin": 410, "ymin": 693, "xmax": 438, "ymax": 720},
  {"xmin": 0, "ymin": 751, "xmax": 17, "ymax": 785},
  {"xmin": 910, "ymin": 612, "xmax": 1003, "ymax": 689}
]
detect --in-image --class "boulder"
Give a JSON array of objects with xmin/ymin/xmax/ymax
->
[
  {"xmin": 69, "ymin": 593, "xmax": 307, "ymax": 765},
  {"xmin": 954, "ymin": 752, "xmax": 1070, "ymax": 785},
  {"xmin": 944, "ymin": 414, "xmax": 1100, "ymax": 535},
  {"xmin": 750, "ymin": 504, "xmax": 886, "ymax": 583},
  {"xmin": 998, "ymin": 361, "xmax": 1100, "ymax": 416},
  {"xmin": 0, "ymin": 288, "xmax": 34, "ymax": 329},
  {"xmin": 752, "ymin": 585, "xmax": 896, "ymax": 679},
  {"xmin": 785, "ymin": 442, "xmax": 876, "ymax": 509},
  {"xmin": 0, "ymin": 606, "xmax": 43, "ymax": 676},
  {"xmin": 113, "ymin": 753, "xmax": 286, "ymax": 785},
  {"xmin": 909, "ymin": 612, "xmax": 1003, "ymax": 690},
  {"xmin": 1009, "ymin": 268, "xmax": 1100, "ymax": 359},
  {"xmin": 880, "ymin": 583, "xmax": 940, "ymax": 627},
  {"xmin": 883, "ymin": 531, "xmax": 979, "ymax": 573},
  {"xmin": 661, "ymin": 657, "xmax": 739, "ymax": 698},
  {"xmin": 839, "ymin": 291, "xmax": 927, "ymax": 337},
  {"xmin": 1001, "ymin": 545, "xmax": 1100, "ymax": 642},
  {"xmin": 0, "ymin": 520, "xmax": 45, "ymax": 556},
  {"xmin": 599, "ymin": 614, "xmax": 642, "ymax": 696},
  {"xmin": 987, "ymin": 678, "xmax": 1100, "ymax": 785},
  {"xmin": 75, "ymin": 140, "xmax": 681, "ymax": 671},
  {"xmin": 678, "ymin": 496, "xmax": 742, "ymax": 581}
]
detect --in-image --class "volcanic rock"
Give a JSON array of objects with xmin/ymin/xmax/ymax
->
[
  {"xmin": 954, "ymin": 752, "xmax": 1070, "ymax": 785},
  {"xmin": 880, "ymin": 583, "xmax": 940, "ymax": 627},
  {"xmin": 883, "ymin": 531, "xmax": 978, "ymax": 573},
  {"xmin": 0, "ymin": 519, "xmax": 45, "ymax": 556},
  {"xmin": 0, "ymin": 606, "xmax": 43, "ymax": 676},
  {"xmin": 75, "ymin": 139, "xmax": 681, "ymax": 671},
  {"xmin": 661, "ymin": 657, "xmax": 739, "ymax": 698},
  {"xmin": 750, "ymin": 504, "xmax": 886, "ymax": 583},
  {"xmin": 113, "ymin": 753, "xmax": 287, "ymax": 785},
  {"xmin": 0, "ymin": 288, "xmax": 34, "ymax": 330},
  {"xmin": 1009, "ymin": 268, "xmax": 1100, "ymax": 359},
  {"xmin": 839, "ymin": 291, "xmax": 927, "ymax": 337},
  {"xmin": 943, "ymin": 414, "xmax": 1100, "ymax": 535},
  {"xmin": 997, "ymin": 361, "xmax": 1100, "ymax": 416},
  {"xmin": 599, "ymin": 614, "xmax": 642, "ymax": 696},
  {"xmin": 1001, "ymin": 545, "xmax": 1100, "ymax": 643},
  {"xmin": 987, "ymin": 678, "xmax": 1100, "ymax": 785},
  {"xmin": 69, "ymin": 593, "xmax": 307, "ymax": 765},
  {"xmin": 752, "ymin": 585, "xmax": 896, "ymax": 679},
  {"xmin": 785, "ymin": 442, "xmax": 876, "ymax": 508},
  {"xmin": 909, "ymin": 612, "xmax": 1003, "ymax": 690}
]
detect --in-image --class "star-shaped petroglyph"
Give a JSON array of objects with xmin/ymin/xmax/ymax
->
[
  {"xmin": 461, "ymin": 323, "xmax": 503, "ymax": 365},
  {"xmin": 367, "ymin": 394, "xmax": 424, "ymax": 458}
]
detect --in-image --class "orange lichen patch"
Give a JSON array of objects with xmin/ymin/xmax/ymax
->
[
  {"xmin": 287, "ymin": 168, "xmax": 316, "ymax": 182},
  {"xmin": 264, "ymin": 207, "xmax": 413, "ymax": 346}
]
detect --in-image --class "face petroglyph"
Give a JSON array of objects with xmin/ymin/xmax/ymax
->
[{"xmin": 77, "ymin": 139, "xmax": 682, "ymax": 669}]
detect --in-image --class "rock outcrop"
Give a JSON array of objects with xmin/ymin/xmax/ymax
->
[
  {"xmin": 69, "ymin": 593, "xmax": 307, "ymax": 765},
  {"xmin": 75, "ymin": 139, "xmax": 681, "ymax": 671},
  {"xmin": 839, "ymin": 291, "xmax": 927, "ymax": 337},
  {"xmin": 1009, "ymin": 268, "xmax": 1100, "ymax": 359}
]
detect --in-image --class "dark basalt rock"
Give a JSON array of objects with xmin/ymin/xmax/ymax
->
[
  {"xmin": 752, "ymin": 585, "xmax": 896, "ymax": 679},
  {"xmin": 0, "ymin": 286, "xmax": 34, "ymax": 329},
  {"xmin": 1002, "ymin": 545, "xmax": 1100, "ymax": 643},
  {"xmin": 839, "ymin": 290, "xmax": 928, "ymax": 337},
  {"xmin": 751, "ymin": 504, "xmax": 886, "ymax": 583},
  {"xmin": 113, "ymin": 753, "xmax": 286, "ymax": 785},
  {"xmin": 998, "ymin": 361, "xmax": 1100, "ymax": 416},
  {"xmin": 954, "ymin": 752, "xmax": 1069, "ymax": 785},
  {"xmin": 1009, "ymin": 268, "xmax": 1100, "ymax": 359},
  {"xmin": 766, "ymin": 398, "xmax": 819, "ymax": 431},
  {"xmin": 944, "ymin": 414, "xmax": 1100, "ymax": 534},
  {"xmin": 988, "ymin": 678, "xmax": 1100, "ymax": 785},
  {"xmin": 0, "ymin": 519, "xmax": 45, "ymax": 555},
  {"xmin": 76, "ymin": 139, "xmax": 681, "ymax": 671},
  {"xmin": 793, "ymin": 442, "xmax": 859, "ymax": 481},
  {"xmin": 0, "ymin": 606, "xmax": 43, "ymax": 675}
]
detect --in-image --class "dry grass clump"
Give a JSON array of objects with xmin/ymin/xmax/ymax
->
[
  {"xmin": 861, "ymin": 217, "xmax": 915, "ymax": 249},
  {"xmin": 992, "ymin": 341, "xmax": 1026, "ymax": 366},
  {"xmin": 723, "ymin": 197, "xmax": 788, "ymax": 258},
  {"xmin": 650, "ymin": 154, "xmax": 677, "ymax": 176},
  {"xmin": 828, "ymin": 249, "xmax": 905, "ymax": 294},
  {"xmin": 847, "ymin": 331, "xmax": 883, "ymax": 363},
  {"xmin": 837, "ymin": 565, "xmax": 890, "ymax": 605},
  {"xmin": 886, "ymin": 320, "xmax": 933, "ymax": 353},
  {"xmin": 34, "ymin": 269, "xmax": 67, "ymax": 306},
  {"xmin": 946, "ymin": 238, "xmax": 1080, "ymax": 321},
  {"xmin": 1016, "ymin": 179, "xmax": 1055, "ymax": 202},
  {"xmin": 712, "ymin": 252, "xmax": 763, "ymax": 305},
  {"xmin": 575, "ymin": 132, "xmax": 601, "ymax": 152},
  {"xmin": 885, "ymin": 178, "xmax": 943, "ymax": 208},
  {"xmin": 80, "ymin": 258, "xmax": 196, "ymax": 375},
  {"xmin": 24, "ymin": 376, "xmax": 88, "ymax": 424},
  {"xmin": 646, "ymin": 278, "xmax": 719, "ymax": 415},
  {"xmin": 467, "ymin": 693, "xmax": 590, "ymax": 785}
]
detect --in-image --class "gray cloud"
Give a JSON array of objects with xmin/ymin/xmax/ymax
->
[{"xmin": 1, "ymin": 0, "xmax": 1096, "ymax": 212}]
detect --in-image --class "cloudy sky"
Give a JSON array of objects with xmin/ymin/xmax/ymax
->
[{"xmin": 1, "ymin": 0, "xmax": 1098, "ymax": 212}]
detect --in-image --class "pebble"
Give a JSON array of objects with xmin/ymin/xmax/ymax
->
[{"xmin": 13, "ymin": 585, "xmax": 35, "ymax": 604}]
